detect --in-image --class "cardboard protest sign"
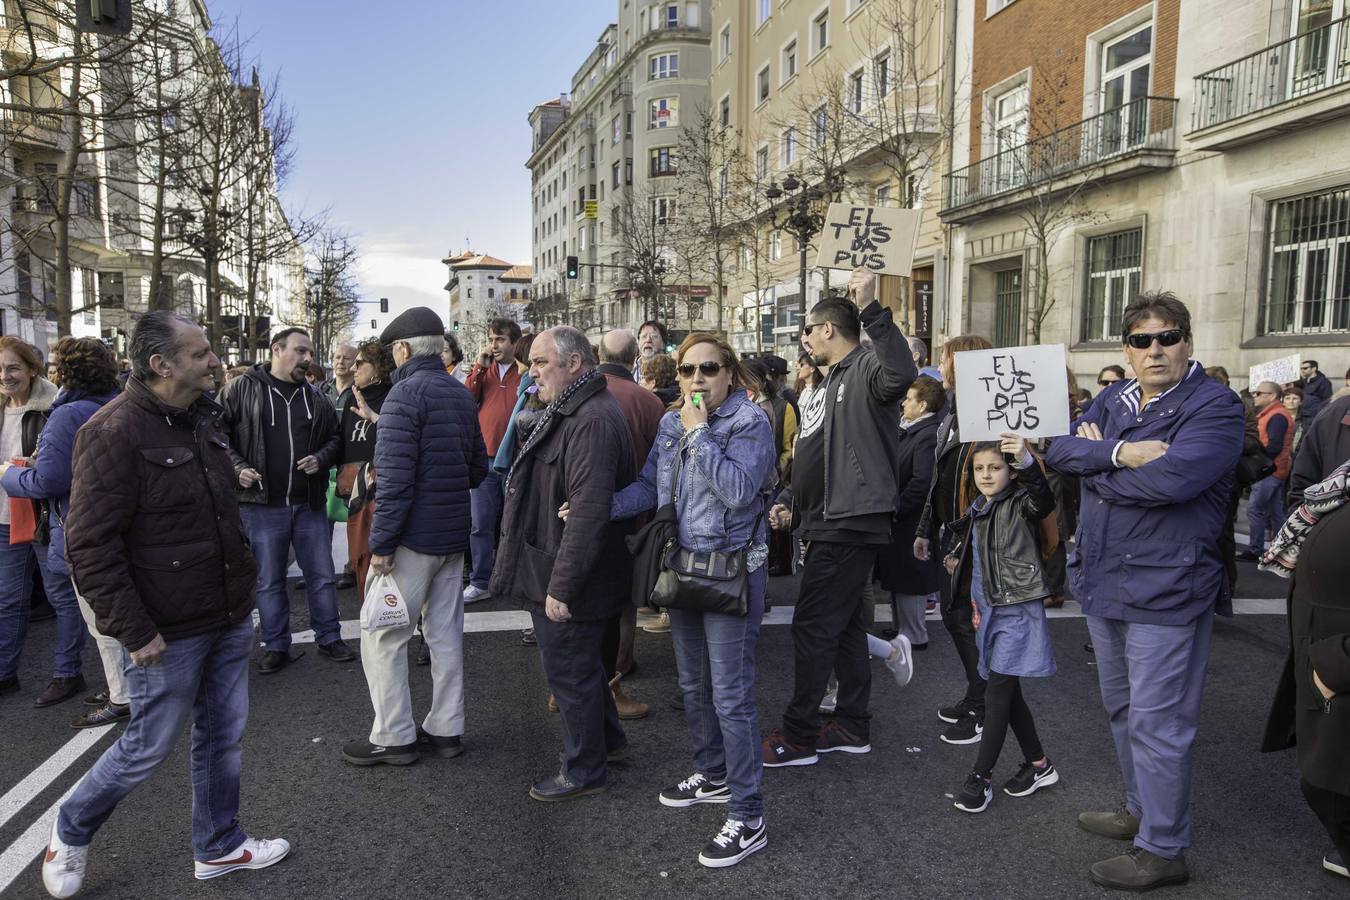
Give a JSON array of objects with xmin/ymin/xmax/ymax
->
[
  {"xmin": 954, "ymin": 344, "xmax": 1072, "ymax": 443},
  {"xmin": 814, "ymin": 203, "xmax": 922, "ymax": 277},
  {"xmin": 1248, "ymin": 353, "xmax": 1300, "ymax": 389}
]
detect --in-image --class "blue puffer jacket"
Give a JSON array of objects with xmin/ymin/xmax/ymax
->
[
  {"xmin": 370, "ymin": 355, "xmax": 487, "ymax": 557},
  {"xmin": 1045, "ymin": 362, "xmax": 1244, "ymax": 625},
  {"xmin": 613, "ymin": 390, "xmax": 776, "ymax": 554},
  {"xmin": 1, "ymin": 389, "xmax": 119, "ymax": 576}
]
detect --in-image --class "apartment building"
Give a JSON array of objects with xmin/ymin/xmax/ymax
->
[
  {"xmin": 941, "ymin": 0, "xmax": 1350, "ymax": 384},
  {"xmin": 710, "ymin": 0, "xmax": 954, "ymax": 357},
  {"xmin": 442, "ymin": 251, "xmax": 532, "ymax": 352},
  {"xmin": 0, "ymin": 0, "xmax": 304, "ymax": 360},
  {"xmin": 526, "ymin": 2, "xmax": 715, "ymax": 338}
]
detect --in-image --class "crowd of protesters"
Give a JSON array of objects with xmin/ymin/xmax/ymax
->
[{"xmin": 0, "ymin": 271, "xmax": 1344, "ymax": 896}]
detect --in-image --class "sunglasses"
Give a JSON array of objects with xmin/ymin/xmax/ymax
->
[
  {"xmin": 1097, "ymin": 379, "xmax": 1116, "ymax": 386},
  {"xmin": 678, "ymin": 361, "xmax": 725, "ymax": 378},
  {"xmin": 801, "ymin": 322, "xmax": 825, "ymax": 336},
  {"xmin": 1124, "ymin": 328, "xmax": 1186, "ymax": 350}
]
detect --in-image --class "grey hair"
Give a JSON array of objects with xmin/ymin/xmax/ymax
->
[
  {"xmin": 400, "ymin": 335, "xmax": 444, "ymax": 358},
  {"xmin": 906, "ymin": 335, "xmax": 928, "ymax": 364},
  {"xmin": 131, "ymin": 310, "xmax": 199, "ymax": 380},
  {"xmin": 548, "ymin": 326, "xmax": 596, "ymax": 368},
  {"xmin": 599, "ymin": 329, "xmax": 638, "ymax": 367}
]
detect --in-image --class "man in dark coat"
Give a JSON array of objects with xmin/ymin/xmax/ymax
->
[
  {"xmin": 1046, "ymin": 292, "xmax": 1244, "ymax": 892},
  {"xmin": 1299, "ymin": 359, "xmax": 1334, "ymax": 420},
  {"xmin": 492, "ymin": 326, "xmax": 636, "ymax": 801},
  {"xmin": 878, "ymin": 375, "xmax": 945, "ymax": 648},
  {"xmin": 45, "ymin": 312, "xmax": 289, "ymax": 898},
  {"xmin": 217, "ymin": 327, "xmax": 353, "ymax": 673},
  {"xmin": 597, "ymin": 328, "xmax": 663, "ymax": 711},
  {"xmin": 342, "ymin": 307, "xmax": 487, "ymax": 767},
  {"xmin": 1288, "ymin": 393, "xmax": 1350, "ymax": 504}
]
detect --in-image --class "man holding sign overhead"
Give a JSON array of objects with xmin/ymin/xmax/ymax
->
[
  {"xmin": 762, "ymin": 268, "xmax": 916, "ymax": 768},
  {"xmin": 1045, "ymin": 292, "xmax": 1243, "ymax": 892}
]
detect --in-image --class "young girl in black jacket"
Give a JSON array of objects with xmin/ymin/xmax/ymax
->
[{"xmin": 943, "ymin": 433, "xmax": 1059, "ymax": 813}]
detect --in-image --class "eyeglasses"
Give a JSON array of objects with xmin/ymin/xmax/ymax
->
[
  {"xmin": 1097, "ymin": 379, "xmax": 1116, "ymax": 386},
  {"xmin": 1124, "ymin": 328, "xmax": 1186, "ymax": 350},
  {"xmin": 677, "ymin": 361, "xmax": 724, "ymax": 378},
  {"xmin": 801, "ymin": 321, "xmax": 825, "ymax": 336}
]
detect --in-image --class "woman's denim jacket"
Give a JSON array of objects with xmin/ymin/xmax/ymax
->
[{"xmin": 612, "ymin": 390, "xmax": 776, "ymax": 555}]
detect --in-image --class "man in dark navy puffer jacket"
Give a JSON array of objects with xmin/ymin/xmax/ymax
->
[{"xmin": 342, "ymin": 307, "xmax": 488, "ymax": 767}]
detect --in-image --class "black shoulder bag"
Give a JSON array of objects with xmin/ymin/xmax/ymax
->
[{"xmin": 625, "ymin": 436, "xmax": 764, "ymax": 617}]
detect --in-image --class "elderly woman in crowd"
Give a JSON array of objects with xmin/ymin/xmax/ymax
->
[
  {"xmin": 0, "ymin": 336, "xmax": 79, "ymax": 707},
  {"xmin": 339, "ymin": 339, "xmax": 397, "ymax": 598},
  {"xmin": 601, "ymin": 333, "xmax": 777, "ymax": 868},
  {"xmin": 3, "ymin": 338, "xmax": 121, "ymax": 723},
  {"xmin": 640, "ymin": 352, "xmax": 680, "ymax": 406}
]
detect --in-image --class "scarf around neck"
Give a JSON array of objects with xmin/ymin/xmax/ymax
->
[
  {"xmin": 505, "ymin": 367, "xmax": 601, "ymax": 492},
  {"xmin": 1259, "ymin": 460, "xmax": 1350, "ymax": 577}
]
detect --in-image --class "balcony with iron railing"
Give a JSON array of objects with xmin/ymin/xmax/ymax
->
[
  {"xmin": 941, "ymin": 96, "xmax": 1179, "ymax": 223},
  {"xmin": 2, "ymin": 107, "xmax": 65, "ymax": 148},
  {"xmin": 1190, "ymin": 15, "xmax": 1350, "ymax": 149}
]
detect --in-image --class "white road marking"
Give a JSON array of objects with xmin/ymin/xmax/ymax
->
[
  {"xmin": 289, "ymin": 598, "xmax": 1286, "ymax": 643},
  {"xmin": 0, "ymin": 775, "xmax": 90, "ymax": 895},
  {"xmin": 0, "ymin": 726, "xmax": 113, "ymax": 831},
  {"xmin": 0, "ymin": 726, "xmax": 114, "ymax": 896}
]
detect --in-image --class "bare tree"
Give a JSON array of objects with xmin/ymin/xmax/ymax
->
[
  {"xmin": 613, "ymin": 180, "xmax": 673, "ymax": 325},
  {"xmin": 301, "ymin": 228, "xmax": 360, "ymax": 359}
]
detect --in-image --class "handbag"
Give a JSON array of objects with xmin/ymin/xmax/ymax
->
[
  {"xmin": 7, "ymin": 458, "xmax": 38, "ymax": 545},
  {"xmin": 1236, "ymin": 447, "xmax": 1275, "ymax": 487},
  {"xmin": 325, "ymin": 470, "xmax": 349, "ymax": 523},
  {"xmin": 626, "ymin": 440, "xmax": 763, "ymax": 617}
]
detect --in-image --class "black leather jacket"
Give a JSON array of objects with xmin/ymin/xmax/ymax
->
[
  {"xmin": 216, "ymin": 364, "xmax": 340, "ymax": 510},
  {"xmin": 947, "ymin": 457, "xmax": 1055, "ymax": 607}
]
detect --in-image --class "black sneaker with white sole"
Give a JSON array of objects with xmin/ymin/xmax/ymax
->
[
  {"xmin": 659, "ymin": 772, "xmax": 731, "ymax": 808},
  {"xmin": 1326, "ymin": 849, "xmax": 1349, "ymax": 879},
  {"xmin": 938, "ymin": 699, "xmax": 974, "ymax": 724},
  {"xmin": 698, "ymin": 818, "xmax": 767, "ymax": 868},
  {"xmin": 1003, "ymin": 760, "xmax": 1059, "ymax": 797},
  {"xmin": 940, "ymin": 714, "xmax": 983, "ymax": 745},
  {"xmin": 953, "ymin": 773, "xmax": 993, "ymax": 813}
]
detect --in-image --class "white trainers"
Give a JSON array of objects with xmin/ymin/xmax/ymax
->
[
  {"xmin": 885, "ymin": 634, "xmax": 914, "ymax": 687},
  {"xmin": 42, "ymin": 819, "xmax": 87, "ymax": 899},
  {"xmin": 193, "ymin": 836, "xmax": 291, "ymax": 881},
  {"xmin": 462, "ymin": 585, "xmax": 491, "ymax": 604}
]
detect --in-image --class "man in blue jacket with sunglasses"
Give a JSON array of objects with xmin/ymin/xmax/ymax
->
[{"xmin": 1047, "ymin": 292, "xmax": 1243, "ymax": 892}]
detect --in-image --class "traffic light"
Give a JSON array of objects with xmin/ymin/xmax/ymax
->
[
  {"xmin": 452, "ymin": 320, "xmax": 460, "ymax": 331},
  {"xmin": 566, "ymin": 256, "xmax": 579, "ymax": 279},
  {"xmin": 379, "ymin": 297, "xmax": 389, "ymax": 313},
  {"xmin": 370, "ymin": 319, "xmax": 377, "ymax": 330},
  {"xmin": 77, "ymin": 0, "xmax": 133, "ymax": 35}
]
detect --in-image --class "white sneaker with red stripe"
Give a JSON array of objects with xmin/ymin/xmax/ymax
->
[
  {"xmin": 193, "ymin": 836, "xmax": 291, "ymax": 881},
  {"xmin": 41, "ymin": 819, "xmax": 87, "ymax": 899}
]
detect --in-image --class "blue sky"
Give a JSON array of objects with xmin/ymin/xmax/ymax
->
[{"xmin": 206, "ymin": 0, "xmax": 615, "ymax": 327}]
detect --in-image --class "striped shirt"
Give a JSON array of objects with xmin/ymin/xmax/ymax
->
[{"xmin": 1111, "ymin": 360, "xmax": 1200, "ymax": 466}]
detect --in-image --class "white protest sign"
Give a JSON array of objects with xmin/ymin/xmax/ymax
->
[
  {"xmin": 814, "ymin": 203, "xmax": 922, "ymax": 277},
  {"xmin": 1247, "ymin": 353, "xmax": 1300, "ymax": 390},
  {"xmin": 954, "ymin": 344, "xmax": 1072, "ymax": 443}
]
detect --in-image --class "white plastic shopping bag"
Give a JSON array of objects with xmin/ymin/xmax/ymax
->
[{"xmin": 361, "ymin": 572, "xmax": 411, "ymax": 632}]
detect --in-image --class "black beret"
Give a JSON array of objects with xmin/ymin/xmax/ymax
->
[
  {"xmin": 764, "ymin": 355, "xmax": 788, "ymax": 377},
  {"xmin": 380, "ymin": 307, "xmax": 445, "ymax": 344}
]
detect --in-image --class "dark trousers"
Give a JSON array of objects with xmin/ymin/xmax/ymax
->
[
  {"xmin": 940, "ymin": 572, "xmax": 987, "ymax": 719},
  {"xmin": 974, "ymin": 671, "xmax": 1044, "ymax": 776},
  {"xmin": 783, "ymin": 541, "xmax": 876, "ymax": 745},
  {"xmin": 532, "ymin": 612, "xmax": 625, "ymax": 786},
  {"xmin": 1302, "ymin": 779, "xmax": 1350, "ymax": 866}
]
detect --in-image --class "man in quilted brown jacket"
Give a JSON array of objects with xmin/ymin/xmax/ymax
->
[{"xmin": 41, "ymin": 312, "xmax": 290, "ymax": 899}]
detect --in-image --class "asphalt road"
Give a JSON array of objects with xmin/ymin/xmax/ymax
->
[{"xmin": 0, "ymin": 557, "xmax": 1340, "ymax": 900}]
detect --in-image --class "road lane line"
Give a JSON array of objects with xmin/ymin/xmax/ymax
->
[
  {"xmin": 0, "ymin": 726, "xmax": 113, "ymax": 831},
  {"xmin": 0, "ymin": 774, "xmax": 90, "ymax": 895},
  {"xmin": 287, "ymin": 598, "xmax": 1286, "ymax": 643}
]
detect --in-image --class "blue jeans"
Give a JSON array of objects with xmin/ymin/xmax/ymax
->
[
  {"xmin": 468, "ymin": 470, "xmax": 503, "ymax": 589},
  {"xmin": 58, "ymin": 619, "xmax": 253, "ymax": 860},
  {"xmin": 1246, "ymin": 475, "xmax": 1285, "ymax": 554},
  {"xmin": 668, "ymin": 566, "xmax": 766, "ymax": 820},
  {"xmin": 1087, "ymin": 612, "xmax": 1213, "ymax": 859},
  {"xmin": 0, "ymin": 527, "xmax": 84, "ymax": 680},
  {"xmin": 241, "ymin": 504, "xmax": 339, "ymax": 651}
]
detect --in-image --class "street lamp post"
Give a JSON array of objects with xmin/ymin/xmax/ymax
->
[{"xmin": 764, "ymin": 169, "xmax": 845, "ymax": 320}]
